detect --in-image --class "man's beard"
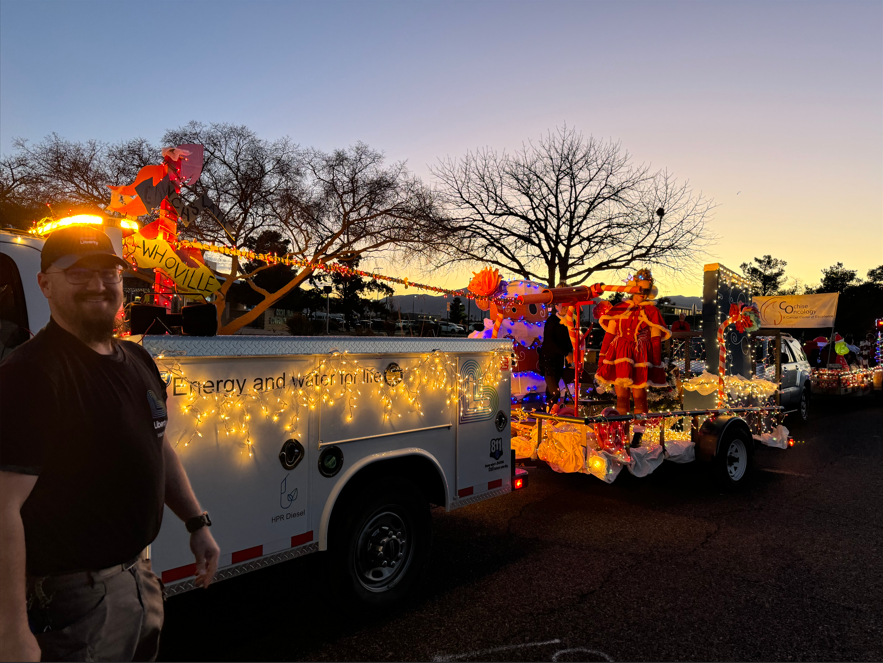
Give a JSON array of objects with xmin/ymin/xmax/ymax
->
[{"xmin": 67, "ymin": 291, "xmax": 121, "ymax": 345}]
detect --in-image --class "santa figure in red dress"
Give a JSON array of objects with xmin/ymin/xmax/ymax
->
[{"xmin": 595, "ymin": 269, "xmax": 671, "ymax": 415}]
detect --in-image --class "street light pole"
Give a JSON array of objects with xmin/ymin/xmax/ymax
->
[{"xmin": 323, "ymin": 284, "xmax": 332, "ymax": 335}]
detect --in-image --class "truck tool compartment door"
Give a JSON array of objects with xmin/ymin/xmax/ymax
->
[
  {"xmin": 456, "ymin": 355, "xmax": 512, "ymax": 501},
  {"xmin": 151, "ymin": 356, "xmax": 315, "ymax": 585},
  {"xmin": 313, "ymin": 353, "xmax": 455, "ymax": 512}
]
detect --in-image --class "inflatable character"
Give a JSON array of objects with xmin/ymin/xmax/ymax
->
[
  {"xmin": 467, "ymin": 267, "xmax": 549, "ymax": 345},
  {"xmin": 467, "ymin": 267, "xmax": 550, "ymax": 394},
  {"xmin": 595, "ymin": 269, "xmax": 670, "ymax": 415}
]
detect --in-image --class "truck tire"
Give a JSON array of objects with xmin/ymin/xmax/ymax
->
[
  {"xmin": 713, "ymin": 426, "xmax": 754, "ymax": 491},
  {"xmin": 330, "ymin": 478, "xmax": 431, "ymax": 608}
]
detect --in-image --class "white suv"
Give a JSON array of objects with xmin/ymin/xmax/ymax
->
[{"xmin": 438, "ymin": 322, "xmax": 463, "ymax": 336}]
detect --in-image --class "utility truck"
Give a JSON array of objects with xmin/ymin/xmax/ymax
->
[{"xmin": 0, "ymin": 228, "xmax": 526, "ymax": 606}]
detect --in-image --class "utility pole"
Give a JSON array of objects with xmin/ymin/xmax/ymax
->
[{"xmin": 323, "ymin": 285, "xmax": 332, "ymax": 334}]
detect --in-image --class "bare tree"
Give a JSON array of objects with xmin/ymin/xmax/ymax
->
[
  {"xmin": 7, "ymin": 134, "xmax": 159, "ymax": 213},
  {"xmin": 431, "ymin": 126, "xmax": 714, "ymax": 286},
  {"xmin": 161, "ymin": 122, "xmax": 301, "ymax": 249},
  {"xmin": 162, "ymin": 124, "xmax": 451, "ymax": 334},
  {"xmin": 0, "ymin": 151, "xmax": 41, "ymax": 229}
]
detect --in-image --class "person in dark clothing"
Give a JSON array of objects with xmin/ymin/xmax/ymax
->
[
  {"xmin": 0, "ymin": 226, "xmax": 219, "ymax": 662},
  {"xmin": 540, "ymin": 302, "xmax": 573, "ymax": 408},
  {"xmin": 671, "ymin": 313, "xmax": 691, "ymax": 332}
]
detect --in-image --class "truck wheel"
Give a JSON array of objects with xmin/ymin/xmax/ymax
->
[
  {"xmin": 330, "ymin": 478, "xmax": 431, "ymax": 608},
  {"xmin": 713, "ymin": 427, "xmax": 754, "ymax": 491}
]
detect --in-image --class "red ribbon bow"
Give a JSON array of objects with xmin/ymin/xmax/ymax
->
[{"xmin": 728, "ymin": 303, "xmax": 752, "ymax": 333}]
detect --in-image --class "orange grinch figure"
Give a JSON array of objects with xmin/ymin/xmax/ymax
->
[{"xmin": 595, "ymin": 269, "xmax": 671, "ymax": 415}]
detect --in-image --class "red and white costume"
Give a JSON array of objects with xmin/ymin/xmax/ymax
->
[{"xmin": 596, "ymin": 300, "xmax": 671, "ymax": 389}]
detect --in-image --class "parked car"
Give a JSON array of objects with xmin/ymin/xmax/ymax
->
[
  {"xmin": 757, "ymin": 334, "xmax": 811, "ymax": 425},
  {"xmin": 438, "ymin": 322, "xmax": 464, "ymax": 336}
]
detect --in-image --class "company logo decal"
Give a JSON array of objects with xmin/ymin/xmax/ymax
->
[
  {"xmin": 280, "ymin": 475, "xmax": 298, "ymax": 509},
  {"xmin": 489, "ymin": 437, "xmax": 504, "ymax": 461},
  {"xmin": 459, "ymin": 359, "xmax": 498, "ymax": 424},
  {"xmin": 147, "ymin": 390, "xmax": 167, "ymax": 418}
]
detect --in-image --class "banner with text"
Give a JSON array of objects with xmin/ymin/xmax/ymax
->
[
  {"xmin": 123, "ymin": 226, "xmax": 222, "ymax": 296},
  {"xmin": 754, "ymin": 293, "xmax": 839, "ymax": 328}
]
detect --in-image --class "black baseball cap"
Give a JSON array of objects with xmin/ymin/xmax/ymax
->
[{"xmin": 40, "ymin": 225, "xmax": 128, "ymax": 273}]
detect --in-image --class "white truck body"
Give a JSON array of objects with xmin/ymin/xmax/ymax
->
[{"xmin": 140, "ymin": 336, "xmax": 514, "ymax": 593}]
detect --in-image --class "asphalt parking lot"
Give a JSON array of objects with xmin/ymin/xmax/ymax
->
[{"xmin": 159, "ymin": 394, "xmax": 882, "ymax": 662}]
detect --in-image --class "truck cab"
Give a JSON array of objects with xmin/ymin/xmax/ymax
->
[{"xmin": 0, "ymin": 230, "xmax": 50, "ymax": 359}]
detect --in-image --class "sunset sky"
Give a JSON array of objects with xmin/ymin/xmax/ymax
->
[{"xmin": 1, "ymin": 0, "xmax": 880, "ymax": 297}]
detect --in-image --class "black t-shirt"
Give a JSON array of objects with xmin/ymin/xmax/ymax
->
[
  {"xmin": 541, "ymin": 313, "xmax": 574, "ymax": 361},
  {"xmin": 0, "ymin": 319, "xmax": 167, "ymax": 575}
]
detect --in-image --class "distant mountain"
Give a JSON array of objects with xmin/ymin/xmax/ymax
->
[{"xmin": 387, "ymin": 292, "xmax": 705, "ymax": 319}]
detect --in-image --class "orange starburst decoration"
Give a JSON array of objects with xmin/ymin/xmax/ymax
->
[{"xmin": 468, "ymin": 266, "xmax": 503, "ymax": 297}]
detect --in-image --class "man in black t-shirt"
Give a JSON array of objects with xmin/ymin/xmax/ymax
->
[{"xmin": 0, "ymin": 226, "xmax": 219, "ymax": 662}]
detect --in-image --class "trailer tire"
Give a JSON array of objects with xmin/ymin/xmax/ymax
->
[
  {"xmin": 330, "ymin": 477, "xmax": 431, "ymax": 608},
  {"xmin": 713, "ymin": 426, "xmax": 754, "ymax": 491}
]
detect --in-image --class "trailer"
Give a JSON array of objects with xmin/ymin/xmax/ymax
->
[{"xmin": 519, "ymin": 406, "xmax": 789, "ymax": 491}]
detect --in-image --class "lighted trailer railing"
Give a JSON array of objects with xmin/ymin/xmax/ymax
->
[
  {"xmin": 531, "ymin": 405, "xmax": 784, "ymax": 427},
  {"xmin": 523, "ymin": 407, "xmax": 788, "ymax": 485}
]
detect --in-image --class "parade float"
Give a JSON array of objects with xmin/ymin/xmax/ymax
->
[{"xmin": 502, "ymin": 263, "xmax": 794, "ymax": 489}]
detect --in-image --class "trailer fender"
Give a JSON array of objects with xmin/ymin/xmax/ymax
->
[
  {"xmin": 318, "ymin": 448, "xmax": 449, "ymax": 551},
  {"xmin": 696, "ymin": 415, "xmax": 753, "ymax": 463}
]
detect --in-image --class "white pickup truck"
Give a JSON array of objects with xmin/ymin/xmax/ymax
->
[{"xmin": 0, "ymin": 228, "xmax": 526, "ymax": 606}]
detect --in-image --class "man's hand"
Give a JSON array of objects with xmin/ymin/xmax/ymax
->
[
  {"xmin": 190, "ymin": 528, "xmax": 220, "ymax": 589},
  {"xmin": 0, "ymin": 624, "xmax": 40, "ymax": 662},
  {"xmin": 1, "ymin": 472, "xmax": 38, "ymax": 663},
  {"xmin": 566, "ymin": 353, "xmax": 574, "ymax": 365}
]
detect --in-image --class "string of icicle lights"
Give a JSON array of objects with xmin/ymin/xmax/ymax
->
[{"xmin": 152, "ymin": 347, "xmax": 510, "ymax": 456}]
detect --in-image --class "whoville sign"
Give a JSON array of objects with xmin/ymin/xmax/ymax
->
[
  {"xmin": 754, "ymin": 293, "xmax": 839, "ymax": 328},
  {"xmin": 123, "ymin": 220, "xmax": 221, "ymax": 296},
  {"xmin": 109, "ymin": 143, "xmax": 225, "ymax": 297}
]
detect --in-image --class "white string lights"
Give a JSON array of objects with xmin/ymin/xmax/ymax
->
[{"xmin": 153, "ymin": 348, "xmax": 510, "ymax": 456}]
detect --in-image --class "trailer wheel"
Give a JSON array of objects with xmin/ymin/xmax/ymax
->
[
  {"xmin": 713, "ymin": 427, "xmax": 754, "ymax": 491},
  {"xmin": 330, "ymin": 478, "xmax": 431, "ymax": 608}
]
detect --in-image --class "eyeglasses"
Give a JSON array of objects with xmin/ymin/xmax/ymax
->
[{"xmin": 52, "ymin": 266, "xmax": 124, "ymax": 285}]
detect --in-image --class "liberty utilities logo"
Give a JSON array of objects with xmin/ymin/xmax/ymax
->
[
  {"xmin": 147, "ymin": 390, "xmax": 168, "ymax": 437},
  {"xmin": 489, "ymin": 437, "xmax": 504, "ymax": 461}
]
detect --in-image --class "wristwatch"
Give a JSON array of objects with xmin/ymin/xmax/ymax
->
[{"xmin": 185, "ymin": 511, "xmax": 212, "ymax": 534}]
